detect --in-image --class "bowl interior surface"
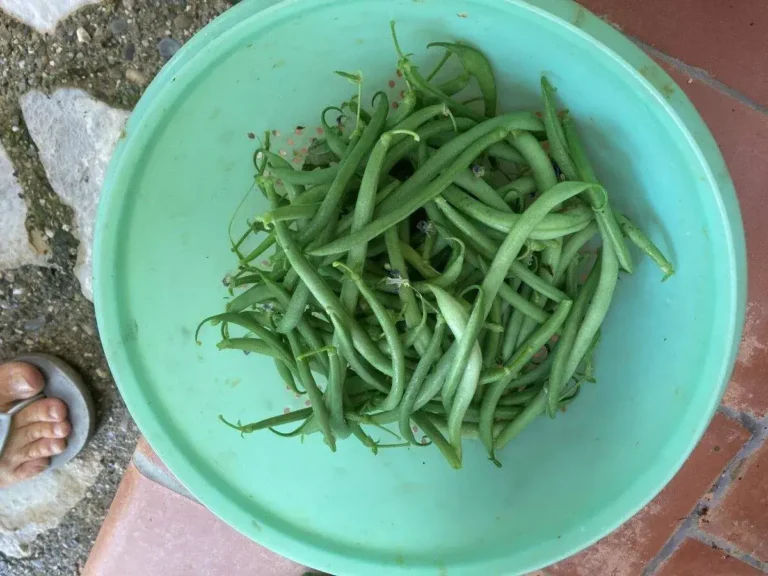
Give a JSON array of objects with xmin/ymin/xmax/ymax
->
[{"xmin": 94, "ymin": 0, "xmax": 745, "ymax": 574}]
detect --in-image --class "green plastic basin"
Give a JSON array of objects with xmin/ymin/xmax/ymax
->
[{"xmin": 94, "ymin": 1, "xmax": 746, "ymax": 574}]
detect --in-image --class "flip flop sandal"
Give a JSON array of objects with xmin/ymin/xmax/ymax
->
[{"xmin": 0, "ymin": 354, "xmax": 95, "ymax": 471}]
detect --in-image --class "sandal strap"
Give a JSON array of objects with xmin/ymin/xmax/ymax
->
[{"xmin": 0, "ymin": 393, "xmax": 46, "ymax": 461}]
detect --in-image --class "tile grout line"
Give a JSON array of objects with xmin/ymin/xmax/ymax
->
[
  {"xmin": 630, "ymin": 36, "xmax": 768, "ymax": 116},
  {"xmin": 642, "ymin": 407, "xmax": 768, "ymax": 575}
]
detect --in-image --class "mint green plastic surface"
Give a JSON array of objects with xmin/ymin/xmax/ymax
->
[{"xmin": 93, "ymin": 1, "xmax": 746, "ymax": 574}]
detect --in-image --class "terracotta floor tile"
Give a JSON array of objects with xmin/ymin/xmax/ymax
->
[
  {"xmin": 545, "ymin": 413, "xmax": 749, "ymax": 576},
  {"xmin": 82, "ymin": 463, "xmax": 307, "ymax": 576},
  {"xmin": 701, "ymin": 439, "xmax": 768, "ymax": 562},
  {"xmin": 577, "ymin": 0, "xmax": 768, "ymax": 107},
  {"xmin": 655, "ymin": 538, "xmax": 764, "ymax": 576},
  {"xmin": 657, "ymin": 65, "xmax": 768, "ymax": 416}
]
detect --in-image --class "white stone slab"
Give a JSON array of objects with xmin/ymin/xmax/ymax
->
[
  {"xmin": 0, "ymin": 0, "xmax": 100, "ymax": 33},
  {"xmin": 0, "ymin": 144, "xmax": 44, "ymax": 271},
  {"xmin": 21, "ymin": 89, "xmax": 129, "ymax": 301},
  {"xmin": 0, "ymin": 451, "xmax": 102, "ymax": 557}
]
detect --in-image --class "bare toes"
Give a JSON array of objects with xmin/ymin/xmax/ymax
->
[
  {"xmin": 13, "ymin": 458, "xmax": 51, "ymax": 483},
  {"xmin": 15, "ymin": 437, "xmax": 67, "ymax": 463},
  {"xmin": 0, "ymin": 362, "xmax": 44, "ymax": 409},
  {"xmin": 14, "ymin": 398, "xmax": 68, "ymax": 428},
  {"xmin": 12, "ymin": 421, "xmax": 71, "ymax": 448}
]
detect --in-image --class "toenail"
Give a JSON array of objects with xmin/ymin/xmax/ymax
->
[
  {"xmin": 10, "ymin": 373, "xmax": 33, "ymax": 394},
  {"xmin": 51, "ymin": 441, "xmax": 65, "ymax": 454},
  {"xmin": 54, "ymin": 423, "xmax": 68, "ymax": 437},
  {"xmin": 48, "ymin": 405, "xmax": 63, "ymax": 419}
]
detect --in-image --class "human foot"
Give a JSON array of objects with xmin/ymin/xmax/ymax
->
[{"xmin": 0, "ymin": 362, "xmax": 71, "ymax": 488}]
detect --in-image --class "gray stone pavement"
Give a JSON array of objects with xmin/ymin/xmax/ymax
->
[{"xmin": 0, "ymin": 1, "xmax": 238, "ymax": 574}]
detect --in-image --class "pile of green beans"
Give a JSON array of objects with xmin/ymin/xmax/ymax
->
[{"xmin": 199, "ymin": 22, "xmax": 674, "ymax": 469}]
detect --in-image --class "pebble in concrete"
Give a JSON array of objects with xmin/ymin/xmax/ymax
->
[
  {"xmin": 0, "ymin": 144, "xmax": 44, "ymax": 271},
  {"xmin": 0, "ymin": 0, "xmax": 100, "ymax": 33},
  {"xmin": 0, "ymin": 452, "xmax": 103, "ymax": 558},
  {"xmin": 20, "ymin": 89, "xmax": 129, "ymax": 302}
]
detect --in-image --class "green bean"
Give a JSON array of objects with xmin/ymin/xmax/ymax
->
[
  {"xmin": 460, "ymin": 241, "xmax": 551, "ymax": 323},
  {"xmin": 554, "ymin": 220, "xmax": 599, "ymax": 285},
  {"xmin": 335, "ymin": 262, "xmax": 405, "ymax": 411},
  {"xmin": 299, "ymin": 94, "xmax": 389, "ymax": 243},
  {"xmin": 219, "ymin": 408, "xmax": 312, "ymax": 434},
  {"xmin": 484, "ymin": 297, "xmax": 503, "ymax": 370},
  {"xmin": 320, "ymin": 106, "xmax": 348, "ymax": 158},
  {"xmin": 411, "ymin": 412, "xmax": 461, "ymax": 469},
  {"xmin": 382, "ymin": 117, "xmax": 476, "ymax": 176},
  {"xmin": 431, "ymin": 415, "xmax": 507, "ymax": 442},
  {"xmin": 226, "ymin": 284, "xmax": 272, "ymax": 312},
  {"xmin": 423, "ymin": 402, "xmax": 523, "ymax": 423},
  {"xmin": 327, "ymin": 312, "xmax": 389, "ymax": 393},
  {"xmin": 391, "ymin": 22, "xmax": 491, "ymax": 123},
  {"xmin": 517, "ymin": 239, "xmax": 561, "ymax": 347},
  {"xmin": 493, "ymin": 389, "xmax": 547, "ymax": 452},
  {"xmin": 198, "ymin": 313, "xmax": 296, "ymax": 374},
  {"xmin": 253, "ymin": 270, "xmax": 329, "ymax": 373},
  {"xmin": 379, "ymin": 113, "xmax": 542, "ymax": 214},
  {"xmin": 547, "ymin": 254, "xmax": 602, "ymax": 417},
  {"xmin": 562, "ymin": 112, "xmax": 634, "ymax": 274},
  {"xmin": 415, "ymin": 237, "xmax": 465, "ymax": 288},
  {"xmin": 540, "ymin": 77, "xmax": 578, "ymax": 181},
  {"xmin": 478, "ymin": 181, "xmax": 596, "ymax": 321},
  {"xmin": 453, "ymin": 170, "xmax": 511, "ymax": 212},
  {"xmin": 426, "ymin": 49, "xmax": 453, "ymax": 81},
  {"xmin": 268, "ymin": 164, "xmax": 340, "ymax": 186},
  {"xmin": 487, "ymin": 141, "xmax": 526, "ymax": 164},
  {"xmin": 437, "ymin": 69, "xmax": 471, "ymax": 96},
  {"xmin": 292, "ymin": 184, "xmax": 331, "ymax": 206},
  {"xmin": 442, "ymin": 185, "xmax": 593, "ymax": 239},
  {"xmin": 424, "ymin": 284, "xmax": 483, "ymax": 457},
  {"xmin": 341, "ymin": 128, "xmax": 409, "ymax": 314},
  {"xmin": 616, "ymin": 213, "xmax": 675, "ymax": 280},
  {"xmin": 498, "ymin": 176, "xmax": 536, "ymax": 203},
  {"xmin": 509, "ymin": 130, "xmax": 557, "ymax": 195},
  {"xmin": 565, "ymin": 257, "xmax": 581, "ymax": 300},
  {"xmin": 277, "ymin": 282, "xmax": 310, "ymax": 334},
  {"xmin": 562, "ymin": 220, "xmax": 618, "ymax": 392},
  {"xmin": 501, "ymin": 283, "xmax": 530, "ymax": 362},
  {"xmin": 413, "ymin": 341, "xmax": 456, "ymax": 410},
  {"xmin": 385, "ymin": 91, "xmax": 418, "ymax": 129},
  {"xmin": 310, "ymin": 126, "xmax": 520, "ymax": 257},
  {"xmin": 399, "ymin": 319, "xmax": 446, "ymax": 444},
  {"xmin": 271, "ymin": 414, "xmax": 316, "ymax": 438},
  {"xmin": 384, "ymin": 227, "xmax": 433, "ymax": 355},
  {"xmin": 275, "ymin": 358, "xmax": 303, "ymax": 395},
  {"xmin": 286, "ymin": 331, "xmax": 336, "ymax": 451},
  {"xmin": 265, "ymin": 183, "xmax": 392, "ymax": 375},
  {"xmin": 428, "ymin": 42, "xmax": 497, "ymax": 117},
  {"xmin": 498, "ymin": 385, "xmax": 543, "ymax": 406},
  {"xmin": 324, "ymin": 347, "xmax": 349, "ymax": 437},
  {"xmin": 263, "ymin": 150, "xmax": 304, "ymax": 201},
  {"xmin": 240, "ymin": 233, "xmax": 276, "ymax": 265},
  {"xmin": 399, "ymin": 241, "xmax": 440, "ymax": 279}
]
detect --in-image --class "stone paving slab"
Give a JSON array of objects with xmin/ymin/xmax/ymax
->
[
  {"xmin": 0, "ymin": 0, "xmax": 99, "ymax": 33},
  {"xmin": 20, "ymin": 88, "xmax": 129, "ymax": 301},
  {"xmin": 0, "ymin": 143, "xmax": 44, "ymax": 270}
]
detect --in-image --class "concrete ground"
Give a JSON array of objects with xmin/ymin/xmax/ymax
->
[{"xmin": 0, "ymin": 1, "xmax": 236, "ymax": 574}]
